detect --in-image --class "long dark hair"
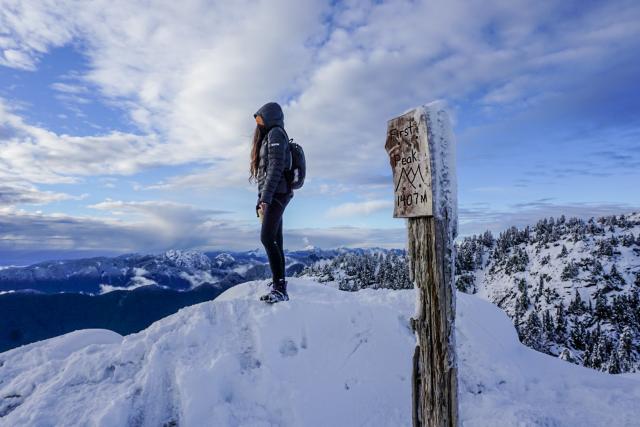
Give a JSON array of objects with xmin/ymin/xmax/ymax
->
[{"xmin": 249, "ymin": 124, "xmax": 264, "ymax": 183}]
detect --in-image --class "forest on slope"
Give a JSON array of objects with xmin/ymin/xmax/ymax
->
[{"xmin": 300, "ymin": 212, "xmax": 640, "ymax": 374}]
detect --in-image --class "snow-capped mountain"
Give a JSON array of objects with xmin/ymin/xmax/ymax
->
[
  {"xmin": 162, "ymin": 249, "xmax": 213, "ymax": 271},
  {"xmin": 456, "ymin": 212, "xmax": 640, "ymax": 373},
  {"xmin": 0, "ymin": 248, "xmax": 353, "ymax": 294},
  {"xmin": 1, "ymin": 279, "xmax": 638, "ymax": 426},
  {"xmin": 0, "ymin": 247, "xmax": 405, "ymax": 354},
  {"xmin": 0, "ymin": 250, "xmax": 227, "ymax": 294},
  {"xmin": 213, "ymin": 252, "xmax": 235, "ymax": 269}
]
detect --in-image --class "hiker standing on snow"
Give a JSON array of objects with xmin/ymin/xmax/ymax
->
[{"xmin": 250, "ymin": 102, "xmax": 294, "ymax": 303}]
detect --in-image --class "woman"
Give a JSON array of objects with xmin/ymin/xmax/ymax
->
[{"xmin": 250, "ymin": 101, "xmax": 294, "ymax": 303}]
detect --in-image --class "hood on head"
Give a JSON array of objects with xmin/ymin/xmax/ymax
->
[{"xmin": 254, "ymin": 102, "xmax": 284, "ymax": 129}]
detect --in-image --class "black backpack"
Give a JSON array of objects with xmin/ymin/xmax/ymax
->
[{"xmin": 275, "ymin": 126, "xmax": 306, "ymax": 190}]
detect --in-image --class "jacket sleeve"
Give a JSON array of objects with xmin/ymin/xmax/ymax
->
[{"xmin": 259, "ymin": 127, "xmax": 287, "ymax": 204}]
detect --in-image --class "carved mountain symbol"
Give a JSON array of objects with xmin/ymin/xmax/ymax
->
[{"xmin": 395, "ymin": 165, "xmax": 426, "ymax": 192}]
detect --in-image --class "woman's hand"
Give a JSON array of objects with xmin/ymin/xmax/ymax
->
[{"xmin": 256, "ymin": 201, "xmax": 268, "ymax": 217}]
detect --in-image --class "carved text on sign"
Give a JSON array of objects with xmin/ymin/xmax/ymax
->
[{"xmin": 385, "ymin": 109, "xmax": 433, "ymax": 218}]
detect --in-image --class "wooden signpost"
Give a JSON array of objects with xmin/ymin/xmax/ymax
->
[{"xmin": 385, "ymin": 103, "xmax": 459, "ymax": 427}]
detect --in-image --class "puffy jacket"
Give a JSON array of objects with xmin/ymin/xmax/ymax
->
[{"xmin": 255, "ymin": 102, "xmax": 291, "ymax": 204}]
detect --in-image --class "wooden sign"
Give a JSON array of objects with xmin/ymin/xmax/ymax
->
[
  {"xmin": 385, "ymin": 108, "xmax": 433, "ymax": 218},
  {"xmin": 387, "ymin": 103, "xmax": 459, "ymax": 427}
]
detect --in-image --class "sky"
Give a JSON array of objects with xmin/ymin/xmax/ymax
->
[{"xmin": 0, "ymin": 0, "xmax": 639, "ymax": 265}]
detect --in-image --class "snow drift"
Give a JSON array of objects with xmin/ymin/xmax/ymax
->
[{"xmin": 1, "ymin": 278, "xmax": 639, "ymax": 426}]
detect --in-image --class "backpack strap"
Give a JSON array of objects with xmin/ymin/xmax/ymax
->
[
  {"xmin": 272, "ymin": 125, "xmax": 293, "ymax": 193},
  {"xmin": 273, "ymin": 125, "xmax": 293, "ymax": 171}
]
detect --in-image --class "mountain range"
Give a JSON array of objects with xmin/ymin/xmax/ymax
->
[{"xmin": 0, "ymin": 247, "xmax": 399, "ymax": 352}]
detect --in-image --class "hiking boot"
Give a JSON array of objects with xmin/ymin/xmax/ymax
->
[
  {"xmin": 261, "ymin": 288, "xmax": 289, "ymax": 304},
  {"xmin": 259, "ymin": 280, "xmax": 275, "ymax": 300},
  {"xmin": 259, "ymin": 279, "xmax": 288, "ymax": 303}
]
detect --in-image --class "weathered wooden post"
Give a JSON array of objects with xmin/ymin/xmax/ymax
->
[{"xmin": 385, "ymin": 102, "xmax": 459, "ymax": 427}]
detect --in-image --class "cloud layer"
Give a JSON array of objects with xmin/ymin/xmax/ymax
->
[{"xmin": 1, "ymin": 0, "xmax": 639, "ymax": 260}]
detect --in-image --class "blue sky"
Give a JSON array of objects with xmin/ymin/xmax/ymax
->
[{"xmin": 0, "ymin": 0, "xmax": 639, "ymax": 264}]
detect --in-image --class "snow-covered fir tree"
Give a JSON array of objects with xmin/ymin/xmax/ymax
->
[{"xmin": 298, "ymin": 250, "xmax": 412, "ymax": 291}]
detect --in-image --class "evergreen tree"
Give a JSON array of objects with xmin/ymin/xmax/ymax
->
[
  {"xmin": 543, "ymin": 309, "xmax": 555, "ymax": 341},
  {"xmin": 592, "ymin": 332, "xmax": 610, "ymax": 371},
  {"xmin": 481, "ymin": 230, "xmax": 494, "ymax": 248},
  {"xmin": 568, "ymin": 290, "xmax": 585, "ymax": 315},
  {"xmin": 592, "ymin": 259, "xmax": 604, "ymax": 275},
  {"xmin": 522, "ymin": 311, "xmax": 543, "ymax": 351},
  {"xmin": 607, "ymin": 350, "xmax": 622, "ymax": 374},
  {"xmin": 505, "ymin": 247, "xmax": 529, "ymax": 274},
  {"xmin": 515, "ymin": 278, "xmax": 529, "ymax": 318},
  {"xmin": 570, "ymin": 316, "xmax": 586, "ymax": 350},
  {"xmin": 594, "ymin": 292, "xmax": 610, "ymax": 320},
  {"xmin": 561, "ymin": 260, "xmax": 580, "ymax": 281},
  {"xmin": 621, "ymin": 233, "xmax": 636, "ymax": 247},
  {"xmin": 555, "ymin": 302, "xmax": 567, "ymax": 342},
  {"xmin": 617, "ymin": 326, "xmax": 634, "ymax": 372},
  {"xmin": 557, "ymin": 245, "xmax": 569, "ymax": 258},
  {"xmin": 535, "ymin": 276, "xmax": 544, "ymax": 302},
  {"xmin": 606, "ymin": 264, "xmax": 626, "ymax": 290}
]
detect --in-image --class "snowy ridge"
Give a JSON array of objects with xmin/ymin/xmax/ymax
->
[
  {"xmin": 456, "ymin": 212, "xmax": 640, "ymax": 373},
  {"xmin": 1, "ymin": 278, "xmax": 639, "ymax": 426}
]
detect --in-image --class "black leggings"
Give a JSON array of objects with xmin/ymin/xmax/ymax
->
[{"xmin": 260, "ymin": 191, "xmax": 293, "ymax": 283}]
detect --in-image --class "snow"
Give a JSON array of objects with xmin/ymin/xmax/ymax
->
[
  {"xmin": 456, "ymin": 289, "xmax": 640, "ymax": 426},
  {"xmin": 99, "ymin": 267, "xmax": 158, "ymax": 294},
  {"xmin": 1, "ymin": 278, "xmax": 639, "ymax": 426},
  {"xmin": 414, "ymin": 101, "xmax": 458, "ymax": 236},
  {"xmin": 163, "ymin": 249, "xmax": 212, "ymax": 271},
  {"xmin": 214, "ymin": 253, "xmax": 236, "ymax": 268},
  {"xmin": 458, "ymin": 212, "xmax": 640, "ymax": 369},
  {"xmin": 412, "ymin": 101, "xmax": 459, "ymax": 372},
  {"xmin": 178, "ymin": 270, "xmax": 217, "ymax": 289}
]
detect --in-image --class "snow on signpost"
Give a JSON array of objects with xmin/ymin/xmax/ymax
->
[{"xmin": 386, "ymin": 102, "xmax": 459, "ymax": 427}]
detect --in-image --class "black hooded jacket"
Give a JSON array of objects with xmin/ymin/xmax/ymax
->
[{"xmin": 254, "ymin": 102, "xmax": 291, "ymax": 204}]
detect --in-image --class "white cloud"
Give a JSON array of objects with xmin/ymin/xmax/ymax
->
[
  {"xmin": 1, "ymin": 49, "xmax": 36, "ymax": 70},
  {"xmin": 0, "ymin": 99, "xmax": 162, "ymax": 183},
  {"xmin": 326, "ymin": 199, "xmax": 392, "ymax": 218},
  {"xmin": 50, "ymin": 82, "xmax": 89, "ymax": 94},
  {"xmin": 0, "ymin": 181, "xmax": 77, "ymax": 205},
  {"xmin": 1, "ymin": 0, "xmax": 637, "ymax": 194},
  {"xmin": 0, "ymin": 203, "xmax": 407, "ymax": 256},
  {"xmin": 459, "ymin": 202, "xmax": 640, "ymax": 237},
  {"xmin": 0, "ymin": 1, "xmax": 76, "ymax": 70}
]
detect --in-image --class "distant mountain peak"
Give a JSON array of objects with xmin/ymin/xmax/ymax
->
[{"xmin": 162, "ymin": 249, "xmax": 212, "ymax": 271}]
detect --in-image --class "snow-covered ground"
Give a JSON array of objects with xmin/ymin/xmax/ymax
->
[{"xmin": 1, "ymin": 278, "xmax": 639, "ymax": 426}]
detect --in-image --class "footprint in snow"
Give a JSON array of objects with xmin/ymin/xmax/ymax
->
[{"xmin": 279, "ymin": 339, "xmax": 299, "ymax": 357}]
